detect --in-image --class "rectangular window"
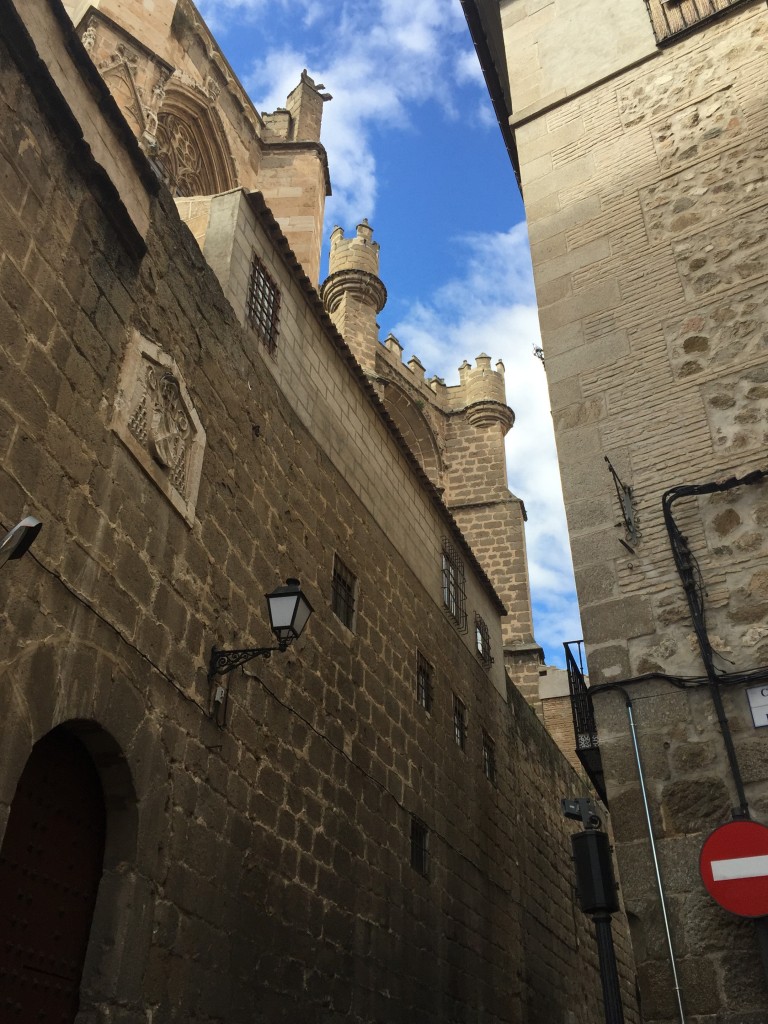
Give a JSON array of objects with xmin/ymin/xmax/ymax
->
[
  {"xmin": 482, "ymin": 731, "xmax": 496, "ymax": 785},
  {"xmin": 246, "ymin": 252, "xmax": 280, "ymax": 354},
  {"xmin": 331, "ymin": 555, "xmax": 356, "ymax": 630},
  {"xmin": 475, "ymin": 613, "xmax": 493, "ymax": 667},
  {"xmin": 416, "ymin": 651, "xmax": 433, "ymax": 712},
  {"xmin": 410, "ymin": 816, "xmax": 429, "ymax": 877},
  {"xmin": 453, "ymin": 694, "xmax": 467, "ymax": 751},
  {"xmin": 644, "ymin": 0, "xmax": 749, "ymax": 44},
  {"xmin": 441, "ymin": 539, "xmax": 467, "ymax": 632}
]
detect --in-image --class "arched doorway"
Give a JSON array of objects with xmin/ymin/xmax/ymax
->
[{"xmin": 0, "ymin": 728, "xmax": 106, "ymax": 1022}]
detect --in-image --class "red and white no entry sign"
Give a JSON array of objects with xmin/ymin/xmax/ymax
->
[{"xmin": 700, "ymin": 820, "xmax": 768, "ymax": 918}]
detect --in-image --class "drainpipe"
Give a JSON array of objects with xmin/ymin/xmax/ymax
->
[{"xmin": 622, "ymin": 690, "xmax": 686, "ymax": 1024}]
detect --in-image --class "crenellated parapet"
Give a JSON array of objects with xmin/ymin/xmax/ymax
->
[
  {"xmin": 321, "ymin": 219, "xmax": 539, "ymax": 691},
  {"xmin": 451, "ymin": 355, "xmax": 515, "ymax": 431},
  {"xmin": 321, "ymin": 223, "xmax": 387, "ymax": 311}
]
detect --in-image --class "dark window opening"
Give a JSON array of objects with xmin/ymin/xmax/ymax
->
[
  {"xmin": 453, "ymin": 694, "xmax": 467, "ymax": 751},
  {"xmin": 442, "ymin": 539, "xmax": 467, "ymax": 632},
  {"xmin": 475, "ymin": 613, "xmax": 493, "ymax": 667},
  {"xmin": 410, "ymin": 816, "xmax": 429, "ymax": 877},
  {"xmin": 416, "ymin": 651, "xmax": 433, "ymax": 712},
  {"xmin": 331, "ymin": 555, "xmax": 356, "ymax": 630},
  {"xmin": 482, "ymin": 731, "xmax": 497, "ymax": 784}
]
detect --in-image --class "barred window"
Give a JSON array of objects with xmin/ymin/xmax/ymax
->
[
  {"xmin": 416, "ymin": 651, "xmax": 433, "ymax": 713},
  {"xmin": 331, "ymin": 555, "xmax": 356, "ymax": 630},
  {"xmin": 410, "ymin": 816, "xmax": 429, "ymax": 877},
  {"xmin": 482, "ymin": 731, "xmax": 496, "ymax": 785},
  {"xmin": 441, "ymin": 539, "xmax": 467, "ymax": 632},
  {"xmin": 246, "ymin": 253, "xmax": 280, "ymax": 354},
  {"xmin": 453, "ymin": 694, "xmax": 467, "ymax": 751},
  {"xmin": 475, "ymin": 613, "xmax": 493, "ymax": 667}
]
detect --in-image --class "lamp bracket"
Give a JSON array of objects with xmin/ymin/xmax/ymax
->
[
  {"xmin": 209, "ymin": 643, "xmax": 286, "ymax": 678},
  {"xmin": 605, "ymin": 455, "xmax": 640, "ymax": 548}
]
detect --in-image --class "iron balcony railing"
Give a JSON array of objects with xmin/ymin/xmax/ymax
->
[{"xmin": 564, "ymin": 641, "xmax": 607, "ymax": 805}]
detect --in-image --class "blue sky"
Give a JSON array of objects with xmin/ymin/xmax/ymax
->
[{"xmin": 198, "ymin": 0, "xmax": 581, "ymax": 665}]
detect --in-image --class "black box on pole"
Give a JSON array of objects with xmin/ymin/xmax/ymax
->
[{"xmin": 571, "ymin": 830, "xmax": 619, "ymax": 915}]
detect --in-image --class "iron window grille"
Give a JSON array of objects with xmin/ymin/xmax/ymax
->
[
  {"xmin": 416, "ymin": 651, "xmax": 433, "ymax": 712},
  {"xmin": 482, "ymin": 731, "xmax": 496, "ymax": 785},
  {"xmin": 453, "ymin": 694, "xmax": 467, "ymax": 751},
  {"xmin": 475, "ymin": 613, "xmax": 493, "ymax": 667},
  {"xmin": 441, "ymin": 539, "xmax": 467, "ymax": 632},
  {"xmin": 410, "ymin": 816, "xmax": 429, "ymax": 877},
  {"xmin": 331, "ymin": 554, "xmax": 356, "ymax": 630},
  {"xmin": 246, "ymin": 252, "xmax": 280, "ymax": 354}
]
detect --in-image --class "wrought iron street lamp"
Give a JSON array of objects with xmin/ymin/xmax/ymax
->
[
  {"xmin": 208, "ymin": 578, "xmax": 313, "ymax": 678},
  {"xmin": 0, "ymin": 516, "xmax": 42, "ymax": 571}
]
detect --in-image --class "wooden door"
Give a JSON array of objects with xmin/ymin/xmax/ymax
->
[{"xmin": 0, "ymin": 729, "xmax": 106, "ymax": 1022}]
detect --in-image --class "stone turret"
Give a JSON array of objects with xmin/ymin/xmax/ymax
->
[
  {"xmin": 323, "ymin": 223, "xmax": 541, "ymax": 701},
  {"xmin": 320, "ymin": 221, "xmax": 387, "ymax": 372},
  {"xmin": 454, "ymin": 355, "xmax": 514, "ymax": 430}
]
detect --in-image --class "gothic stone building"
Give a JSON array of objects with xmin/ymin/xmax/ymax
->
[
  {"xmin": 462, "ymin": 0, "xmax": 768, "ymax": 1021},
  {"xmin": 0, "ymin": 0, "xmax": 641, "ymax": 1021}
]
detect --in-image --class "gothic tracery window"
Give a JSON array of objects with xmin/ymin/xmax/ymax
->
[{"xmin": 155, "ymin": 112, "xmax": 208, "ymax": 197}]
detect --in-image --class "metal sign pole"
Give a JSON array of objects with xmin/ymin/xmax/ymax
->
[{"xmin": 756, "ymin": 918, "xmax": 768, "ymax": 991}]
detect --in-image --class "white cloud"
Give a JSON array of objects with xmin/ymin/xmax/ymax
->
[
  {"xmin": 234, "ymin": 1, "xmax": 478, "ymax": 224},
  {"xmin": 390, "ymin": 226, "xmax": 582, "ymax": 665},
  {"xmin": 455, "ymin": 48, "xmax": 484, "ymax": 86}
]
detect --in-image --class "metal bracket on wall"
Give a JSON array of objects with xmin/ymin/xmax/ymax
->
[{"xmin": 605, "ymin": 456, "xmax": 640, "ymax": 553}]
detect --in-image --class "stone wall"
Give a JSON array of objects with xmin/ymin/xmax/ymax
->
[
  {"xmin": 507, "ymin": 0, "xmax": 768, "ymax": 1020},
  {"xmin": 0, "ymin": 3, "xmax": 639, "ymax": 1021}
]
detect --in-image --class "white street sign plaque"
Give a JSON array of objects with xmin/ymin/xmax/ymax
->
[{"xmin": 746, "ymin": 684, "xmax": 768, "ymax": 728}]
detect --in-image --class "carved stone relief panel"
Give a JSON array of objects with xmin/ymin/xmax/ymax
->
[
  {"xmin": 102, "ymin": 60, "xmax": 145, "ymax": 137},
  {"xmin": 111, "ymin": 331, "xmax": 206, "ymax": 525},
  {"xmin": 78, "ymin": 15, "xmax": 173, "ymax": 153}
]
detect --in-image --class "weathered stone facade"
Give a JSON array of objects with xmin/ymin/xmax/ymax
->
[
  {"xmin": 463, "ymin": 0, "xmax": 768, "ymax": 1020},
  {"xmin": 63, "ymin": 0, "xmax": 331, "ymax": 281},
  {"xmin": 0, "ymin": 0, "xmax": 640, "ymax": 1020},
  {"xmin": 319, "ymin": 220, "xmax": 543, "ymax": 703}
]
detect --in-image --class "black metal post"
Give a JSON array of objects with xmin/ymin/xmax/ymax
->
[
  {"xmin": 593, "ymin": 913, "xmax": 625, "ymax": 1024},
  {"xmin": 757, "ymin": 917, "xmax": 768, "ymax": 993}
]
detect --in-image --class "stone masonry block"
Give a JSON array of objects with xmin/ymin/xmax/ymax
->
[
  {"xmin": 581, "ymin": 595, "xmax": 655, "ymax": 645},
  {"xmin": 651, "ymin": 90, "xmax": 745, "ymax": 173},
  {"xmin": 673, "ymin": 205, "xmax": 768, "ymax": 300}
]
